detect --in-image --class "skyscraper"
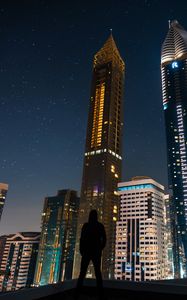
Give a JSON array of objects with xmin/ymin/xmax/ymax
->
[
  {"xmin": 115, "ymin": 177, "xmax": 167, "ymax": 281},
  {"xmin": 74, "ymin": 34, "xmax": 125, "ymax": 279},
  {"xmin": 164, "ymin": 194, "xmax": 174, "ymax": 278},
  {"xmin": 0, "ymin": 232, "xmax": 40, "ymax": 291},
  {"xmin": 0, "ymin": 183, "xmax": 8, "ymax": 222},
  {"xmin": 161, "ymin": 20, "xmax": 187, "ymax": 277},
  {"xmin": 34, "ymin": 189, "xmax": 79, "ymax": 285}
]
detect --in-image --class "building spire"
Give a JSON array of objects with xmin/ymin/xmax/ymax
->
[
  {"xmin": 161, "ymin": 20, "xmax": 187, "ymax": 65},
  {"xmin": 94, "ymin": 32, "xmax": 124, "ymax": 70}
]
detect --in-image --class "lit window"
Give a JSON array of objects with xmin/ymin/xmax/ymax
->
[{"xmin": 172, "ymin": 61, "xmax": 178, "ymax": 68}]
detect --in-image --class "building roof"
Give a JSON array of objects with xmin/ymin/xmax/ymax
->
[
  {"xmin": 94, "ymin": 33, "xmax": 125, "ymax": 70},
  {"xmin": 0, "ymin": 183, "xmax": 8, "ymax": 190},
  {"xmin": 161, "ymin": 20, "xmax": 187, "ymax": 65},
  {"xmin": 7, "ymin": 232, "xmax": 40, "ymax": 241},
  {"xmin": 118, "ymin": 177, "xmax": 165, "ymax": 192},
  {"xmin": 19, "ymin": 232, "xmax": 40, "ymax": 238}
]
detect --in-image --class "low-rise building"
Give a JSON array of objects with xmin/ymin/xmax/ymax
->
[{"xmin": 115, "ymin": 177, "xmax": 167, "ymax": 281}]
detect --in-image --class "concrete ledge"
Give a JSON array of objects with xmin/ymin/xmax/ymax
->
[
  {"xmin": 1, "ymin": 279, "xmax": 187, "ymax": 299},
  {"xmin": 0, "ymin": 280, "xmax": 77, "ymax": 300}
]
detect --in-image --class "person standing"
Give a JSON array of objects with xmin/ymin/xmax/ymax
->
[{"xmin": 75, "ymin": 209, "xmax": 106, "ymax": 299}]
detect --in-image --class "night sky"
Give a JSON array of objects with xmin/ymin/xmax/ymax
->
[{"xmin": 0, "ymin": 0, "xmax": 187, "ymax": 235}]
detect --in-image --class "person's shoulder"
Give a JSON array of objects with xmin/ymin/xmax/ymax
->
[{"xmin": 82, "ymin": 222, "xmax": 89, "ymax": 229}]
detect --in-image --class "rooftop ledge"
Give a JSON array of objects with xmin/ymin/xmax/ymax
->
[{"xmin": 1, "ymin": 279, "xmax": 187, "ymax": 300}]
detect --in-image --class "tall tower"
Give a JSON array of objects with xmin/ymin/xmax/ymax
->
[
  {"xmin": 161, "ymin": 20, "xmax": 187, "ymax": 277},
  {"xmin": 74, "ymin": 34, "xmax": 125, "ymax": 279}
]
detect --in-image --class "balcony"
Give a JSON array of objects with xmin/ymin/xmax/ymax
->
[{"xmin": 0, "ymin": 279, "xmax": 187, "ymax": 300}]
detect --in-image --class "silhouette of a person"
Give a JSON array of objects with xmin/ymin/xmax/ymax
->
[{"xmin": 75, "ymin": 209, "xmax": 106, "ymax": 299}]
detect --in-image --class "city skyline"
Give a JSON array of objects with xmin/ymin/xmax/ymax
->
[{"xmin": 0, "ymin": 1, "xmax": 187, "ymax": 235}]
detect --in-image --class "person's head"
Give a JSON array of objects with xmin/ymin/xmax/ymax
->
[{"xmin": 88, "ymin": 209, "xmax": 98, "ymax": 223}]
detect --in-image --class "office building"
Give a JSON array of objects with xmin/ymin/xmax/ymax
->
[
  {"xmin": 74, "ymin": 33, "xmax": 125, "ymax": 279},
  {"xmin": 115, "ymin": 177, "xmax": 167, "ymax": 281},
  {"xmin": 34, "ymin": 189, "xmax": 79, "ymax": 286},
  {"xmin": 161, "ymin": 20, "xmax": 187, "ymax": 277},
  {"xmin": 0, "ymin": 232, "xmax": 40, "ymax": 291}
]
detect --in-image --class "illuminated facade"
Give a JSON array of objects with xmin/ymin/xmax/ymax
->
[
  {"xmin": 0, "ymin": 183, "xmax": 8, "ymax": 222},
  {"xmin": 0, "ymin": 232, "xmax": 40, "ymax": 291},
  {"xmin": 164, "ymin": 194, "xmax": 174, "ymax": 278},
  {"xmin": 34, "ymin": 189, "xmax": 79, "ymax": 286},
  {"xmin": 115, "ymin": 177, "xmax": 167, "ymax": 281},
  {"xmin": 0, "ymin": 235, "xmax": 11, "ymax": 268},
  {"xmin": 161, "ymin": 20, "xmax": 187, "ymax": 277},
  {"xmin": 73, "ymin": 34, "xmax": 125, "ymax": 279}
]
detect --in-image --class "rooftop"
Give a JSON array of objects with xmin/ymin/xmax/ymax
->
[
  {"xmin": 1, "ymin": 279, "xmax": 187, "ymax": 300},
  {"xmin": 161, "ymin": 20, "xmax": 187, "ymax": 65}
]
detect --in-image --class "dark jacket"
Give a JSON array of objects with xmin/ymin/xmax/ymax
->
[{"xmin": 80, "ymin": 221, "xmax": 106, "ymax": 256}]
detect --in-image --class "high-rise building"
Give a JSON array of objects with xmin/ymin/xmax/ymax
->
[
  {"xmin": 164, "ymin": 194, "xmax": 174, "ymax": 278},
  {"xmin": 0, "ymin": 183, "xmax": 8, "ymax": 222},
  {"xmin": 34, "ymin": 189, "xmax": 79, "ymax": 286},
  {"xmin": 0, "ymin": 232, "xmax": 40, "ymax": 291},
  {"xmin": 115, "ymin": 177, "xmax": 167, "ymax": 281},
  {"xmin": 73, "ymin": 34, "xmax": 125, "ymax": 279},
  {"xmin": 161, "ymin": 20, "xmax": 187, "ymax": 277}
]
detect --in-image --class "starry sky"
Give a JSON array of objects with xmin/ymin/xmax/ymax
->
[{"xmin": 0, "ymin": 0, "xmax": 187, "ymax": 235}]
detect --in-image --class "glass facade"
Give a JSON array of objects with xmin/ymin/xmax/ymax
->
[
  {"xmin": 118, "ymin": 184, "xmax": 155, "ymax": 191},
  {"xmin": 161, "ymin": 20, "xmax": 187, "ymax": 277},
  {"xmin": 34, "ymin": 189, "xmax": 79, "ymax": 285}
]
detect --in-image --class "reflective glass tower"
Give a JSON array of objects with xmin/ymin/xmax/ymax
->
[
  {"xmin": 34, "ymin": 189, "xmax": 79, "ymax": 285},
  {"xmin": 161, "ymin": 20, "xmax": 187, "ymax": 277},
  {"xmin": 74, "ymin": 34, "xmax": 125, "ymax": 279}
]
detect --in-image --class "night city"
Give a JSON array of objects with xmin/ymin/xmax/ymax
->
[{"xmin": 0, "ymin": 0, "xmax": 187, "ymax": 299}]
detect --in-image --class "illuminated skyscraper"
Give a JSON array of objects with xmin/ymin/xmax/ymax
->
[
  {"xmin": 0, "ymin": 183, "xmax": 8, "ymax": 222},
  {"xmin": 74, "ymin": 34, "xmax": 125, "ymax": 279},
  {"xmin": 161, "ymin": 20, "xmax": 187, "ymax": 277},
  {"xmin": 0, "ymin": 232, "xmax": 40, "ymax": 291},
  {"xmin": 115, "ymin": 177, "xmax": 167, "ymax": 281},
  {"xmin": 164, "ymin": 194, "xmax": 174, "ymax": 278},
  {"xmin": 34, "ymin": 189, "xmax": 79, "ymax": 285}
]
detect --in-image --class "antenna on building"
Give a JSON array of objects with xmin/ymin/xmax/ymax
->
[
  {"xmin": 168, "ymin": 20, "xmax": 171, "ymax": 28},
  {"xmin": 110, "ymin": 28, "xmax": 113, "ymax": 34}
]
